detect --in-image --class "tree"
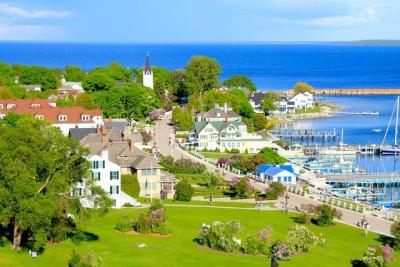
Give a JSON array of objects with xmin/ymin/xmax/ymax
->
[
  {"xmin": 121, "ymin": 174, "xmax": 140, "ymax": 199},
  {"xmin": 253, "ymin": 113, "xmax": 268, "ymax": 131},
  {"xmin": 262, "ymin": 92, "xmax": 280, "ymax": 114},
  {"xmin": 293, "ymin": 82, "xmax": 314, "ymax": 94},
  {"xmin": 171, "ymin": 107, "xmax": 194, "ymax": 131},
  {"xmin": 76, "ymin": 93, "xmax": 96, "ymax": 109},
  {"xmin": 64, "ymin": 66, "xmax": 87, "ymax": 82},
  {"xmin": 172, "ymin": 69, "xmax": 190, "ymax": 98},
  {"xmin": 315, "ymin": 204, "xmax": 342, "ymax": 226},
  {"xmin": 0, "ymin": 114, "xmax": 110, "ymax": 251},
  {"xmin": 258, "ymin": 147, "xmax": 287, "ymax": 165},
  {"xmin": 390, "ymin": 221, "xmax": 400, "ymax": 248},
  {"xmin": 82, "ymin": 73, "xmax": 114, "ymax": 92},
  {"xmin": 184, "ymin": 56, "xmax": 221, "ymax": 95},
  {"xmin": 223, "ymin": 75, "xmax": 256, "ymax": 92},
  {"xmin": 92, "ymin": 83, "xmax": 159, "ymax": 121},
  {"xmin": 174, "ymin": 181, "xmax": 194, "ymax": 201},
  {"xmin": 265, "ymin": 182, "xmax": 285, "ymax": 200},
  {"xmin": 104, "ymin": 62, "xmax": 131, "ymax": 82},
  {"xmin": 0, "ymin": 88, "xmax": 13, "ymax": 98},
  {"xmin": 18, "ymin": 66, "xmax": 60, "ymax": 90},
  {"xmin": 230, "ymin": 177, "xmax": 251, "ymax": 198}
]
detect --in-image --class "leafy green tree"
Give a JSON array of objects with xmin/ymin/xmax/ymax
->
[
  {"xmin": 253, "ymin": 113, "xmax": 268, "ymax": 131},
  {"xmin": 82, "ymin": 73, "xmax": 114, "ymax": 92},
  {"xmin": 104, "ymin": 62, "xmax": 131, "ymax": 82},
  {"xmin": 174, "ymin": 181, "xmax": 194, "ymax": 201},
  {"xmin": 262, "ymin": 92, "xmax": 280, "ymax": 114},
  {"xmin": 92, "ymin": 83, "xmax": 158, "ymax": 121},
  {"xmin": 121, "ymin": 174, "xmax": 140, "ymax": 199},
  {"xmin": 293, "ymin": 82, "xmax": 314, "ymax": 94},
  {"xmin": 0, "ymin": 87, "xmax": 13, "ymax": 98},
  {"xmin": 76, "ymin": 93, "xmax": 96, "ymax": 109},
  {"xmin": 0, "ymin": 114, "xmax": 110, "ymax": 251},
  {"xmin": 315, "ymin": 204, "xmax": 342, "ymax": 226},
  {"xmin": 258, "ymin": 147, "xmax": 287, "ymax": 165},
  {"xmin": 223, "ymin": 75, "xmax": 256, "ymax": 92},
  {"xmin": 390, "ymin": 221, "xmax": 400, "ymax": 248},
  {"xmin": 184, "ymin": 56, "xmax": 221, "ymax": 95},
  {"xmin": 64, "ymin": 66, "xmax": 87, "ymax": 82},
  {"xmin": 266, "ymin": 182, "xmax": 285, "ymax": 200},
  {"xmin": 171, "ymin": 107, "xmax": 194, "ymax": 131},
  {"xmin": 18, "ymin": 66, "xmax": 61, "ymax": 90},
  {"xmin": 172, "ymin": 69, "xmax": 190, "ymax": 98}
]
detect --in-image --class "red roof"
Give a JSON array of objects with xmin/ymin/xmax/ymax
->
[{"xmin": 0, "ymin": 99, "xmax": 102, "ymax": 124}]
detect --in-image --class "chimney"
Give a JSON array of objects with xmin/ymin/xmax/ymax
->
[
  {"xmin": 101, "ymin": 126, "xmax": 108, "ymax": 144},
  {"xmin": 96, "ymin": 125, "xmax": 100, "ymax": 134},
  {"xmin": 123, "ymin": 126, "xmax": 132, "ymax": 141},
  {"xmin": 224, "ymin": 103, "xmax": 228, "ymax": 113},
  {"xmin": 100, "ymin": 149, "xmax": 109, "ymax": 160},
  {"xmin": 129, "ymin": 139, "xmax": 135, "ymax": 153}
]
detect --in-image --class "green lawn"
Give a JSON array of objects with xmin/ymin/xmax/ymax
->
[
  {"xmin": 199, "ymin": 151, "xmax": 254, "ymax": 159},
  {"xmin": 161, "ymin": 199, "xmax": 259, "ymax": 208},
  {"xmin": 0, "ymin": 207, "xmax": 398, "ymax": 267}
]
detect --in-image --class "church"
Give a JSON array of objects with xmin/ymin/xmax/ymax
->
[{"xmin": 143, "ymin": 54, "xmax": 153, "ymax": 89}]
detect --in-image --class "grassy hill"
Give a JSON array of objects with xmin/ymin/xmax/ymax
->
[{"xmin": 0, "ymin": 206, "xmax": 398, "ymax": 266}]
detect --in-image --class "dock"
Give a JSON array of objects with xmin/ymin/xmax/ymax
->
[
  {"xmin": 270, "ymin": 129, "xmax": 337, "ymax": 141},
  {"xmin": 313, "ymin": 88, "xmax": 400, "ymax": 95},
  {"xmin": 334, "ymin": 111, "xmax": 379, "ymax": 116}
]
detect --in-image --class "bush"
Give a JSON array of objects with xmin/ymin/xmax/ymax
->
[
  {"xmin": 390, "ymin": 221, "xmax": 400, "ymax": 249},
  {"xmin": 230, "ymin": 177, "xmax": 252, "ymax": 199},
  {"xmin": 161, "ymin": 156, "xmax": 206, "ymax": 174},
  {"xmin": 175, "ymin": 181, "xmax": 194, "ymax": 201},
  {"xmin": 196, "ymin": 221, "xmax": 242, "ymax": 252},
  {"xmin": 360, "ymin": 246, "xmax": 385, "ymax": 267},
  {"xmin": 121, "ymin": 174, "xmax": 140, "ymax": 199},
  {"xmin": 286, "ymin": 225, "xmax": 324, "ymax": 254},
  {"xmin": 376, "ymin": 244, "xmax": 394, "ymax": 263},
  {"xmin": 315, "ymin": 204, "xmax": 342, "ymax": 226},
  {"xmin": 296, "ymin": 212, "xmax": 312, "ymax": 225},
  {"xmin": 68, "ymin": 249, "xmax": 102, "ymax": 267},
  {"xmin": 133, "ymin": 207, "xmax": 167, "ymax": 234},
  {"xmin": 242, "ymin": 227, "xmax": 272, "ymax": 256},
  {"xmin": 114, "ymin": 215, "xmax": 134, "ymax": 232},
  {"xmin": 270, "ymin": 241, "xmax": 293, "ymax": 261},
  {"xmin": 265, "ymin": 182, "xmax": 285, "ymax": 200},
  {"xmin": 205, "ymin": 172, "xmax": 223, "ymax": 189}
]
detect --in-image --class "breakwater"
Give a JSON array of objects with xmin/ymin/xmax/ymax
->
[{"xmin": 313, "ymin": 89, "xmax": 400, "ymax": 95}]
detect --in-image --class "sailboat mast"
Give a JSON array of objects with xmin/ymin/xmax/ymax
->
[{"xmin": 395, "ymin": 96, "xmax": 399, "ymax": 146}]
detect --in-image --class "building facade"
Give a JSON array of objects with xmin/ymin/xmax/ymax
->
[
  {"xmin": 256, "ymin": 164, "xmax": 297, "ymax": 185},
  {"xmin": 143, "ymin": 54, "xmax": 154, "ymax": 89}
]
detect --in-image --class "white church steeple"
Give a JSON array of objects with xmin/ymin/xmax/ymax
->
[{"xmin": 143, "ymin": 53, "xmax": 153, "ymax": 89}]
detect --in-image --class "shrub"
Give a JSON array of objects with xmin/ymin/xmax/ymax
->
[
  {"xmin": 196, "ymin": 221, "xmax": 242, "ymax": 252},
  {"xmin": 114, "ymin": 215, "xmax": 134, "ymax": 232},
  {"xmin": 242, "ymin": 227, "xmax": 272, "ymax": 256},
  {"xmin": 390, "ymin": 221, "xmax": 400, "ymax": 249},
  {"xmin": 161, "ymin": 156, "xmax": 206, "ymax": 174},
  {"xmin": 270, "ymin": 241, "xmax": 293, "ymax": 261},
  {"xmin": 121, "ymin": 174, "xmax": 140, "ymax": 198},
  {"xmin": 230, "ymin": 177, "xmax": 251, "ymax": 199},
  {"xmin": 376, "ymin": 244, "xmax": 394, "ymax": 263},
  {"xmin": 296, "ymin": 212, "xmax": 312, "ymax": 225},
  {"xmin": 175, "ymin": 181, "xmax": 194, "ymax": 201},
  {"xmin": 133, "ymin": 208, "xmax": 167, "ymax": 234},
  {"xmin": 286, "ymin": 225, "xmax": 324, "ymax": 254},
  {"xmin": 205, "ymin": 172, "xmax": 222, "ymax": 189},
  {"xmin": 360, "ymin": 246, "xmax": 385, "ymax": 267},
  {"xmin": 68, "ymin": 249, "xmax": 103, "ymax": 267},
  {"xmin": 265, "ymin": 182, "xmax": 285, "ymax": 200},
  {"xmin": 315, "ymin": 204, "xmax": 342, "ymax": 226}
]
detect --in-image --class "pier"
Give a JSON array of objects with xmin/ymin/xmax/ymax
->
[
  {"xmin": 270, "ymin": 129, "xmax": 337, "ymax": 142},
  {"xmin": 334, "ymin": 111, "xmax": 379, "ymax": 116},
  {"xmin": 313, "ymin": 88, "xmax": 400, "ymax": 95}
]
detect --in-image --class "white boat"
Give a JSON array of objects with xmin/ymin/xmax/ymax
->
[
  {"xmin": 381, "ymin": 96, "xmax": 400, "ymax": 156},
  {"xmin": 372, "ymin": 128, "xmax": 382, "ymax": 133},
  {"xmin": 318, "ymin": 128, "xmax": 357, "ymax": 156}
]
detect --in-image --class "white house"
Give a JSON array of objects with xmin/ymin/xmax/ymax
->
[
  {"xmin": 196, "ymin": 103, "xmax": 242, "ymax": 122},
  {"xmin": 249, "ymin": 92, "xmax": 266, "ymax": 113},
  {"xmin": 255, "ymin": 164, "xmax": 297, "ymax": 185},
  {"xmin": 75, "ymin": 150, "xmax": 140, "ymax": 208},
  {"xmin": 278, "ymin": 92, "xmax": 315, "ymax": 114}
]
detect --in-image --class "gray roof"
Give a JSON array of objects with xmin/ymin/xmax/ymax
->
[
  {"xmin": 145, "ymin": 55, "xmax": 152, "ymax": 72},
  {"xmin": 250, "ymin": 92, "xmax": 265, "ymax": 106},
  {"xmin": 80, "ymin": 127, "xmax": 161, "ymax": 170},
  {"xmin": 69, "ymin": 128, "xmax": 97, "ymax": 141},
  {"xmin": 21, "ymin": 84, "xmax": 41, "ymax": 91},
  {"xmin": 193, "ymin": 121, "xmax": 245, "ymax": 134},
  {"xmin": 104, "ymin": 119, "xmax": 128, "ymax": 130},
  {"xmin": 202, "ymin": 107, "xmax": 240, "ymax": 120}
]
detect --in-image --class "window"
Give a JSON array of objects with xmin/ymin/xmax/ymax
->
[
  {"xmin": 142, "ymin": 169, "xmax": 156, "ymax": 176},
  {"xmin": 283, "ymin": 177, "xmax": 287, "ymax": 182},
  {"xmin": 92, "ymin": 160, "xmax": 104, "ymax": 169},
  {"xmin": 6, "ymin": 104, "xmax": 16, "ymax": 109},
  {"xmin": 288, "ymin": 177, "xmax": 291, "ymax": 182},
  {"xmin": 35, "ymin": 114, "xmax": 44, "ymax": 120},
  {"xmin": 91, "ymin": 172, "xmax": 101, "ymax": 181},
  {"xmin": 73, "ymin": 188, "xmax": 83, "ymax": 196},
  {"xmin": 110, "ymin": 185, "xmax": 119, "ymax": 194},
  {"xmin": 110, "ymin": 171, "xmax": 119, "ymax": 180},
  {"xmin": 277, "ymin": 176, "xmax": 281, "ymax": 182},
  {"xmin": 58, "ymin": 115, "xmax": 68, "ymax": 121},
  {"xmin": 30, "ymin": 103, "xmax": 41, "ymax": 108},
  {"xmin": 81, "ymin": 114, "xmax": 91, "ymax": 121},
  {"xmin": 0, "ymin": 104, "xmax": 3, "ymax": 109}
]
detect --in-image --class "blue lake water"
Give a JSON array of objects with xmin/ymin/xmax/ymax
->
[{"xmin": 1, "ymin": 42, "xmax": 400, "ymax": 90}]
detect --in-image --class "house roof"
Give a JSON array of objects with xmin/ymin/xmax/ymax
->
[
  {"xmin": 250, "ymin": 92, "xmax": 265, "ymax": 106},
  {"xmin": 0, "ymin": 99, "xmax": 102, "ymax": 124},
  {"xmin": 104, "ymin": 118, "xmax": 128, "ymax": 130},
  {"xmin": 69, "ymin": 128, "xmax": 97, "ymax": 141},
  {"xmin": 256, "ymin": 163, "xmax": 295, "ymax": 176},
  {"xmin": 202, "ymin": 106, "xmax": 240, "ymax": 120},
  {"xmin": 80, "ymin": 127, "xmax": 161, "ymax": 170},
  {"xmin": 193, "ymin": 121, "xmax": 245, "ymax": 134},
  {"xmin": 21, "ymin": 84, "xmax": 41, "ymax": 91}
]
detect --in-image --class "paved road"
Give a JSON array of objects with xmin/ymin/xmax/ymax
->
[
  {"xmin": 155, "ymin": 113, "xmax": 239, "ymax": 180},
  {"xmin": 281, "ymin": 192, "xmax": 393, "ymax": 236}
]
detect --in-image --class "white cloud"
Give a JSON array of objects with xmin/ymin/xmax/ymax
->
[
  {"xmin": 303, "ymin": 6, "xmax": 377, "ymax": 27},
  {"xmin": 0, "ymin": 22, "xmax": 65, "ymax": 40},
  {"xmin": 0, "ymin": 2, "xmax": 71, "ymax": 19}
]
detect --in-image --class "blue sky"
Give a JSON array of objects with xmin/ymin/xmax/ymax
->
[{"xmin": 0, "ymin": 0, "xmax": 399, "ymax": 42}]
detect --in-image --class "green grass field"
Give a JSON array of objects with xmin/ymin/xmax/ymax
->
[
  {"xmin": 199, "ymin": 151, "xmax": 254, "ymax": 159},
  {"xmin": 0, "ymin": 207, "xmax": 398, "ymax": 267}
]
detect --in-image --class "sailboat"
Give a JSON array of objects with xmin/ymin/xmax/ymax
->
[
  {"xmin": 318, "ymin": 128, "xmax": 358, "ymax": 156},
  {"xmin": 380, "ymin": 96, "xmax": 400, "ymax": 155}
]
